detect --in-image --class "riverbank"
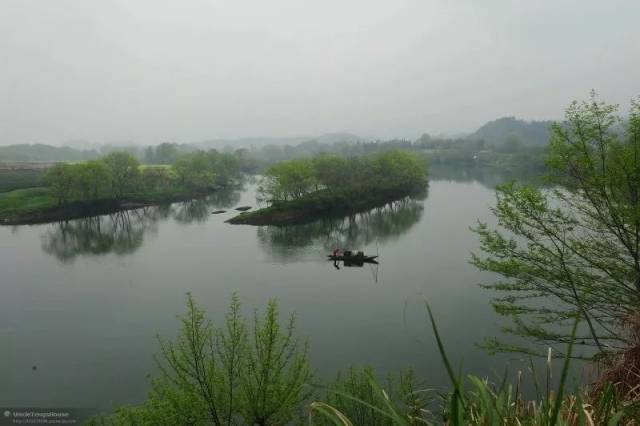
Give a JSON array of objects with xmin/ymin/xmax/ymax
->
[
  {"xmin": 0, "ymin": 186, "xmax": 220, "ymax": 225},
  {"xmin": 227, "ymin": 184, "xmax": 426, "ymax": 225}
]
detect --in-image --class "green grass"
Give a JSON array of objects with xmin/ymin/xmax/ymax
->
[{"xmin": 0, "ymin": 187, "xmax": 57, "ymax": 218}]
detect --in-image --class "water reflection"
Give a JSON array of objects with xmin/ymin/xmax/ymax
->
[
  {"xmin": 257, "ymin": 197, "xmax": 424, "ymax": 262},
  {"xmin": 41, "ymin": 187, "xmax": 242, "ymax": 262},
  {"xmin": 41, "ymin": 209, "xmax": 155, "ymax": 262},
  {"xmin": 429, "ymin": 164, "xmax": 541, "ymax": 188}
]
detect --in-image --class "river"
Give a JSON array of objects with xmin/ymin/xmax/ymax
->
[{"xmin": 0, "ymin": 170, "xmax": 521, "ymax": 411}]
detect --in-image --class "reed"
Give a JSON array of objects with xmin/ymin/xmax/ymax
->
[{"xmin": 310, "ymin": 303, "xmax": 638, "ymax": 425}]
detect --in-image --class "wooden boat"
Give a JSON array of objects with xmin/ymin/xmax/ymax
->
[{"xmin": 327, "ymin": 254, "xmax": 378, "ymax": 262}]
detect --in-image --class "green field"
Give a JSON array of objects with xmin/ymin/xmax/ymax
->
[{"xmin": 0, "ymin": 168, "xmax": 46, "ymax": 192}]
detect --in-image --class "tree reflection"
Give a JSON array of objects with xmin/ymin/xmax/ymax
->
[
  {"xmin": 257, "ymin": 196, "xmax": 425, "ymax": 262},
  {"xmin": 41, "ymin": 209, "xmax": 154, "ymax": 262},
  {"xmin": 41, "ymin": 186, "xmax": 242, "ymax": 261}
]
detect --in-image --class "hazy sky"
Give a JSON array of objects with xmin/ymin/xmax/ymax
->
[{"xmin": 1, "ymin": 1, "xmax": 639, "ymax": 145}]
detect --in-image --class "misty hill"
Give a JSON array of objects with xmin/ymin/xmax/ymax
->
[
  {"xmin": 0, "ymin": 144, "xmax": 99, "ymax": 162},
  {"xmin": 191, "ymin": 132, "xmax": 362, "ymax": 150},
  {"xmin": 469, "ymin": 117, "xmax": 553, "ymax": 146}
]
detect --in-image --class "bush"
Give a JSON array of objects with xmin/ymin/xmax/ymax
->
[{"xmin": 94, "ymin": 294, "xmax": 312, "ymax": 426}]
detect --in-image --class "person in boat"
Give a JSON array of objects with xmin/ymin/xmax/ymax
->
[{"xmin": 332, "ymin": 248, "xmax": 341, "ymax": 257}]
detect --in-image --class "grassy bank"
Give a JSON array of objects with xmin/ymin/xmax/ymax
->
[{"xmin": 227, "ymin": 184, "xmax": 425, "ymax": 226}]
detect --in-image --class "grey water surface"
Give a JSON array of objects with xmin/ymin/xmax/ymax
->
[{"xmin": 0, "ymin": 171, "xmax": 519, "ymax": 410}]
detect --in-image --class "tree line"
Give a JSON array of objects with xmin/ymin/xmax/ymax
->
[{"xmin": 43, "ymin": 150, "xmax": 241, "ymax": 205}]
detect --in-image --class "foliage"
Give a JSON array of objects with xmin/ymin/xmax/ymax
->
[
  {"xmin": 258, "ymin": 158, "xmax": 317, "ymax": 202},
  {"xmin": 174, "ymin": 150, "xmax": 240, "ymax": 191},
  {"xmin": 258, "ymin": 150, "xmax": 427, "ymax": 204},
  {"xmin": 472, "ymin": 94, "xmax": 640, "ymax": 357},
  {"xmin": 313, "ymin": 366, "xmax": 432, "ymax": 426},
  {"xmin": 42, "ymin": 163, "xmax": 76, "ymax": 205},
  {"xmin": 73, "ymin": 160, "xmax": 111, "ymax": 200},
  {"xmin": 93, "ymin": 294, "xmax": 312, "ymax": 426},
  {"xmin": 310, "ymin": 302, "xmax": 640, "ymax": 425},
  {"xmin": 103, "ymin": 151, "xmax": 140, "ymax": 198},
  {"xmin": 144, "ymin": 142, "xmax": 181, "ymax": 165},
  {"xmin": 140, "ymin": 166, "xmax": 176, "ymax": 192}
]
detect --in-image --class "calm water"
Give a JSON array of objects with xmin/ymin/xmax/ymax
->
[{"xmin": 0, "ymin": 172, "xmax": 516, "ymax": 410}]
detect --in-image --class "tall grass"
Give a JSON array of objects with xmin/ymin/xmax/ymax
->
[{"xmin": 310, "ymin": 302, "xmax": 639, "ymax": 425}]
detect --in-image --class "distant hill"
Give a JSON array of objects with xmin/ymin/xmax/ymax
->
[
  {"xmin": 0, "ymin": 144, "xmax": 99, "ymax": 162},
  {"xmin": 190, "ymin": 132, "xmax": 362, "ymax": 150},
  {"xmin": 469, "ymin": 117, "xmax": 554, "ymax": 146}
]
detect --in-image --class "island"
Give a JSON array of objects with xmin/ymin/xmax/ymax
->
[{"xmin": 227, "ymin": 150, "xmax": 427, "ymax": 226}]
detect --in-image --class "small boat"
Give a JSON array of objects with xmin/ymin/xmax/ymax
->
[{"xmin": 327, "ymin": 254, "xmax": 378, "ymax": 262}]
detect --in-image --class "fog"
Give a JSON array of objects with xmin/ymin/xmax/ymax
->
[{"xmin": 1, "ymin": 0, "xmax": 638, "ymax": 145}]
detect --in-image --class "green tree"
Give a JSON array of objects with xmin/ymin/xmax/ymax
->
[
  {"xmin": 72, "ymin": 161, "xmax": 111, "ymax": 200},
  {"xmin": 372, "ymin": 150, "xmax": 427, "ymax": 190},
  {"xmin": 43, "ymin": 163, "xmax": 75, "ymax": 205},
  {"xmin": 472, "ymin": 93, "xmax": 640, "ymax": 357},
  {"xmin": 312, "ymin": 154, "xmax": 348, "ymax": 189},
  {"xmin": 155, "ymin": 143, "xmax": 181, "ymax": 164},
  {"xmin": 258, "ymin": 158, "xmax": 316, "ymax": 202},
  {"xmin": 103, "ymin": 151, "xmax": 140, "ymax": 198},
  {"xmin": 141, "ymin": 167, "xmax": 175, "ymax": 192},
  {"xmin": 174, "ymin": 151, "xmax": 217, "ymax": 191}
]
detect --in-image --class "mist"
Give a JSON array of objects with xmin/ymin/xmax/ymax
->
[{"xmin": 1, "ymin": 0, "xmax": 638, "ymax": 145}]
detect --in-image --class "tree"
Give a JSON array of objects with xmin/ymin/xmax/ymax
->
[
  {"xmin": 141, "ymin": 167, "xmax": 175, "ymax": 192},
  {"xmin": 472, "ymin": 93, "xmax": 640, "ymax": 357},
  {"xmin": 371, "ymin": 150, "xmax": 427, "ymax": 190},
  {"xmin": 174, "ymin": 151, "xmax": 217, "ymax": 191},
  {"xmin": 43, "ymin": 164, "xmax": 75, "ymax": 205},
  {"xmin": 312, "ymin": 154, "xmax": 348, "ymax": 190},
  {"xmin": 155, "ymin": 143, "xmax": 180, "ymax": 165},
  {"xmin": 210, "ymin": 152, "xmax": 241, "ymax": 187},
  {"xmin": 72, "ymin": 161, "xmax": 111, "ymax": 200},
  {"xmin": 103, "ymin": 151, "xmax": 140, "ymax": 198},
  {"xmin": 258, "ymin": 159, "xmax": 316, "ymax": 202},
  {"xmin": 144, "ymin": 146, "xmax": 155, "ymax": 164}
]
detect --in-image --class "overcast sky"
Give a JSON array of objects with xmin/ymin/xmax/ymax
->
[{"xmin": 1, "ymin": 0, "xmax": 639, "ymax": 145}]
